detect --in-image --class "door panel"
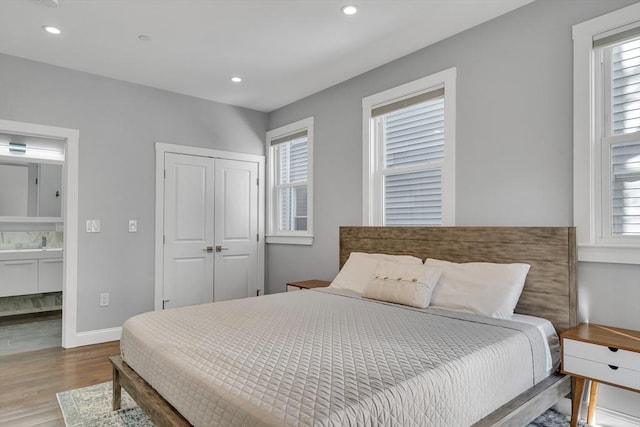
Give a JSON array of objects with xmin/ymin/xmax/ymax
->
[
  {"xmin": 215, "ymin": 255, "xmax": 251, "ymax": 300},
  {"xmin": 163, "ymin": 153, "xmax": 214, "ymax": 308},
  {"xmin": 214, "ymin": 159, "xmax": 258, "ymax": 301},
  {"xmin": 171, "ymin": 258, "xmax": 209, "ymax": 308},
  {"xmin": 222, "ymin": 168, "xmax": 251, "ymax": 239},
  {"xmin": 175, "ymin": 165, "xmax": 208, "ymax": 240}
]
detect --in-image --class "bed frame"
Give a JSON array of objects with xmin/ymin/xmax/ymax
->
[
  {"xmin": 111, "ymin": 226, "xmax": 577, "ymax": 427},
  {"xmin": 340, "ymin": 226, "xmax": 577, "ymax": 426}
]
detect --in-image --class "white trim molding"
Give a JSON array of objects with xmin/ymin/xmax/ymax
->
[
  {"xmin": 265, "ymin": 235, "xmax": 314, "ymax": 245},
  {"xmin": 0, "ymin": 119, "xmax": 82, "ymax": 348},
  {"xmin": 73, "ymin": 326, "xmax": 122, "ymax": 347},
  {"xmin": 573, "ymin": 3, "xmax": 640, "ymax": 265},
  {"xmin": 154, "ymin": 142, "xmax": 265, "ymax": 311},
  {"xmin": 555, "ymin": 396, "xmax": 640, "ymax": 427}
]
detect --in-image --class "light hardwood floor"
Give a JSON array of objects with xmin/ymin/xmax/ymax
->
[{"xmin": 0, "ymin": 340, "xmax": 120, "ymax": 426}]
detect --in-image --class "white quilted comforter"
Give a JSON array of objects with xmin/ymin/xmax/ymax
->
[{"xmin": 121, "ymin": 289, "xmax": 550, "ymax": 426}]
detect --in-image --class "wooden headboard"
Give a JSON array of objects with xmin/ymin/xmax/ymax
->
[{"xmin": 339, "ymin": 226, "xmax": 577, "ymax": 333}]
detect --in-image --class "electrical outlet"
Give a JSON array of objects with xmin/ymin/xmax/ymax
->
[
  {"xmin": 99, "ymin": 293, "xmax": 109, "ymax": 307},
  {"xmin": 128, "ymin": 220, "xmax": 137, "ymax": 233}
]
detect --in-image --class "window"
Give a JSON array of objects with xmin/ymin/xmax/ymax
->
[
  {"xmin": 266, "ymin": 117, "xmax": 313, "ymax": 245},
  {"xmin": 573, "ymin": 3, "xmax": 640, "ymax": 264},
  {"xmin": 362, "ymin": 68, "xmax": 456, "ymax": 226},
  {"xmin": 599, "ymin": 36, "xmax": 640, "ymax": 238}
]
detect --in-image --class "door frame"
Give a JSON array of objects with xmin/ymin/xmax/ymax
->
[
  {"xmin": 0, "ymin": 119, "xmax": 80, "ymax": 348},
  {"xmin": 154, "ymin": 142, "xmax": 265, "ymax": 310}
]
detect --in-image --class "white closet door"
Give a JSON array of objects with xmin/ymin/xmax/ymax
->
[
  {"xmin": 213, "ymin": 158, "xmax": 259, "ymax": 301},
  {"xmin": 163, "ymin": 153, "xmax": 215, "ymax": 309}
]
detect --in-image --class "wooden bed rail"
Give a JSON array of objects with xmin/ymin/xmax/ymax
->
[{"xmin": 110, "ymin": 356, "xmax": 190, "ymax": 427}]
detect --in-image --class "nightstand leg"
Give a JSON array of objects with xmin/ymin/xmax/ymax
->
[
  {"xmin": 571, "ymin": 377, "xmax": 586, "ymax": 427},
  {"xmin": 587, "ymin": 381, "xmax": 600, "ymax": 425}
]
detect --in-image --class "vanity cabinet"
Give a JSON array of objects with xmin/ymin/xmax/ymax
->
[
  {"xmin": 38, "ymin": 258, "xmax": 63, "ymax": 292},
  {"xmin": 0, "ymin": 255, "xmax": 63, "ymax": 296},
  {"xmin": 0, "ymin": 259, "xmax": 39, "ymax": 296}
]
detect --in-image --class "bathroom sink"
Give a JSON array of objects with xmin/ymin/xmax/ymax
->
[
  {"xmin": 0, "ymin": 248, "xmax": 63, "ymax": 260},
  {"xmin": 0, "ymin": 247, "xmax": 63, "ymax": 253}
]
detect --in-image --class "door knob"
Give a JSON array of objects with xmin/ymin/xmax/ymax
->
[
  {"xmin": 204, "ymin": 246, "xmax": 214, "ymax": 253},
  {"xmin": 215, "ymin": 245, "xmax": 229, "ymax": 252}
]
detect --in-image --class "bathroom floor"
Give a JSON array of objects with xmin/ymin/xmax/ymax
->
[{"xmin": 0, "ymin": 311, "xmax": 62, "ymax": 356}]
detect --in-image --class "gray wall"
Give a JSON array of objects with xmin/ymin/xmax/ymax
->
[
  {"xmin": 267, "ymin": 0, "xmax": 640, "ymax": 419},
  {"xmin": 0, "ymin": 53, "xmax": 267, "ymax": 331}
]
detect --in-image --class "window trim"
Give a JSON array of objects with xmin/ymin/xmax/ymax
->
[
  {"xmin": 362, "ymin": 67, "xmax": 456, "ymax": 226},
  {"xmin": 265, "ymin": 117, "xmax": 314, "ymax": 245},
  {"xmin": 573, "ymin": 3, "xmax": 640, "ymax": 265}
]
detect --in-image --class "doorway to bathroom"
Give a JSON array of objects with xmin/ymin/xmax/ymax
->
[
  {"xmin": 0, "ymin": 119, "xmax": 80, "ymax": 352},
  {"xmin": 0, "ymin": 132, "xmax": 64, "ymax": 354}
]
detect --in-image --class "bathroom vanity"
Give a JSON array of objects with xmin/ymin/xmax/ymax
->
[{"xmin": 0, "ymin": 248, "xmax": 63, "ymax": 297}]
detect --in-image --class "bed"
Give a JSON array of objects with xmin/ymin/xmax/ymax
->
[{"xmin": 111, "ymin": 226, "xmax": 577, "ymax": 426}]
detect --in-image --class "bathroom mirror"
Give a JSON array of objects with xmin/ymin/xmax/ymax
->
[{"xmin": 0, "ymin": 161, "xmax": 63, "ymax": 219}]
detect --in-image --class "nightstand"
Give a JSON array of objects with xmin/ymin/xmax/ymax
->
[
  {"xmin": 286, "ymin": 279, "xmax": 331, "ymax": 292},
  {"xmin": 561, "ymin": 323, "xmax": 640, "ymax": 427}
]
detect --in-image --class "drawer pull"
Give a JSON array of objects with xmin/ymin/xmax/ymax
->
[
  {"xmin": 608, "ymin": 346, "xmax": 619, "ymax": 352},
  {"xmin": 608, "ymin": 364, "xmax": 619, "ymax": 370},
  {"xmin": 3, "ymin": 261, "xmax": 35, "ymax": 266}
]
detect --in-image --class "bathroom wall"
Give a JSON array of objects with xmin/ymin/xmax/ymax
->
[{"xmin": 0, "ymin": 230, "xmax": 63, "ymax": 250}]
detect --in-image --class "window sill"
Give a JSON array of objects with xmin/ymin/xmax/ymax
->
[
  {"xmin": 266, "ymin": 235, "xmax": 314, "ymax": 245},
  {"xmin": 578, "ymin": 244, "xmax": 640, "ymax": 265}
]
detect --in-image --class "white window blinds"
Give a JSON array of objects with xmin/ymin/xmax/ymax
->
[
  {"xmin": 611, "ymin": 142, "xmax": 640, "ymax": 235},
  {"xmin": 375, "ymin": 89, "xmax": 445, "ymax": 226},
  {"xmin": 611, "ymin": 38, "xmax": 640, "ymax": 135},
  {"xmin": 383, "ymin": 97, "xmax": 445, "ymax": 168},
  {"xmin": 384, "ymin": 169, "xmax": 442, "ymax": 225},
  {"xmin": 604, "ymin": 35, "xmax": 640, "ymax": 236},
  {"xmin": 273, "ymin": 133, "xmax": 308, "ymax": 231}
]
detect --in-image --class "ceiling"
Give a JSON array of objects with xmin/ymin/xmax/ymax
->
[{"xmin": 0, "ymin": 0, "xmax": 533, "ymax": 112}]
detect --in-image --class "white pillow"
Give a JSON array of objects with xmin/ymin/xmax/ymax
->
[
  {"xmin": 362, "ymin": 261, "xmax": 442, "ymax": 308},
  {"xmin": 425, "ymin": 258, "xmax": 530, "ymax": 319},
  {"xmin": 330, "ymin": 252, "xmax": 423, "ymax": 295}
]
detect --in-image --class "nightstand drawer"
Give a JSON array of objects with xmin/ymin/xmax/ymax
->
[
  {"xmin": 564, "ymin": 355, "xmax": 640, "ymax": 391},
  {"xmin": 564, "ymin": 339, "xmax": 640, "ymax": 370}
]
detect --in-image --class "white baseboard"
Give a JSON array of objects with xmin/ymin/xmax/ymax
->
[
  {"xmin": 65, "ymin": 326, "xmax": 121, "ymax": 348},
  {"xmin": 554, "ymin": 397, "xmax": 640, "ymax": 427}
]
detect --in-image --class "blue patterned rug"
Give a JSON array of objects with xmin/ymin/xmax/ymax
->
[
  {"xmin": 57, "ymin": 382, "xmax": 153, "ymax": 427},
  {"xmin": 57, "ymin": 382, "xmax": 583, "ymax": 426}
]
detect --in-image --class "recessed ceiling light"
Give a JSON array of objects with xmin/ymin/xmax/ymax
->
[
  {"xmin": 42, "ymin": 25, "xmax": 61, "ymax": 35},
  {"xmin": 138, "ymin": 35, "xmax": 151, "ymax": 42},
  {"xmin": 341, "ymin": 5, "xmax": 358, "ymax": 15},
  {"xmin": 230, "ymin": 76, "xmax": 242, "ymax": 83}
]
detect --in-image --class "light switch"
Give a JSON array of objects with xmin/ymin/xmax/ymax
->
[
  {"xmin": 128, "ymin": 220, "xmax": 137, "ymax": 233},
  {"xmin": 86, "ymin": 219, "xmax": 101, "ymax": 233}
]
